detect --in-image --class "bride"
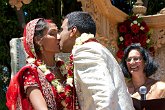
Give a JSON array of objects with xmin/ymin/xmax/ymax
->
[{"xmin": 6, "ymin": 18, "xmax": 78, "ymax": 110}]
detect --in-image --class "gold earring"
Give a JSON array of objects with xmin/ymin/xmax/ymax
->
[{"xmin": 40, "ymin": 46, "xmax": 43, "ymax": 51}]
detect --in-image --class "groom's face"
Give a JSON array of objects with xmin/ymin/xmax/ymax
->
[{"xmin": 59, "ymin": 19, "xmax": 76, "ymax": 53}]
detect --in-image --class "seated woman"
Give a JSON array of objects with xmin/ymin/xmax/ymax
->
[
  {"xmin": 120, "ymin": 43, "xmax": 165, "ymax": 109},
  {"xmin": 6, "ymin": 18, "xmax": 78, "ymax": 110}
]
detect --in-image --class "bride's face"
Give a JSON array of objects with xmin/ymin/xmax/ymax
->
[
  {"xmin": 40, "ymin": 22, "xmax": 60, "ymax": 53},
  {"xmin": 126, "ymin": 49, "xmax": 145, "ymax": 75}
]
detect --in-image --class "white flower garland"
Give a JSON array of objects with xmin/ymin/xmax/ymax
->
[{"xmin": 74, "ymin": 33, "xmax": 95, "ymax": 47}]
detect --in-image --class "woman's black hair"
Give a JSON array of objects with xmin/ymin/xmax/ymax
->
[
  {"xmin": 34, "ymin": 19, "xmax": 48, "ymax": 37},
  {"xmin": 34, "ymin": 19, "xmax": 49, "ymax": 56},
  {"xmin": 120, "ymin": 43, "xmax": 158, "ymax": 78}
]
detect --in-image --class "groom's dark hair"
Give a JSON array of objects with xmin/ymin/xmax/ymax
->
[{"xmin": 65, "ymin": 11, "xmax": 96, "ymax": 36}]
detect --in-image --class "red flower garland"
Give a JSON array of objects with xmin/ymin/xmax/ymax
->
[
  {"xmin": 116, "ymin": 15, "xmax": 154, "ymax": 59},
  {"xmin": 34, "ymin": 59, "xmax": 78, "ymax": 110},
  {"xmin": 45, "ymin": 73, "xmax": 55, "ymax": 82}
]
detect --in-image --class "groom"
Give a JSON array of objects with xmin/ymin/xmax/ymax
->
[{"xmin": 59, "ymin": 11, "xmax": 135, "ymax": 110}]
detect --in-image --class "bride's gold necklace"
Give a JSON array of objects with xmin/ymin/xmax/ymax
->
[{"xmin": 47, "ymin": 64, "xmax": 65, "ymax": 84}]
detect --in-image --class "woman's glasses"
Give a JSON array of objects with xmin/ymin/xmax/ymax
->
[{"xmin": 125, "ymin": 57, "xmax": 142, "ymax": 63}]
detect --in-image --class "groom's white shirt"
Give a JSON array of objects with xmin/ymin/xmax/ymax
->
[{"xmin": 72, "ymin": 41, "xmax": 135, "ymax": 110}]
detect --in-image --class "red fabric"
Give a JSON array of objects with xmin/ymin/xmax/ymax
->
[
  {"xmin": 6, "ymin": 65, "xmax": 40, "ymax": 110},
  {"xmin": 23, "ymin": 69, "xmax": 38, "ymax": 88},
  {"xmin": 23, "ymin": 25, "xmax": 35, "ymax": 58},
  {"xmin": 23, "ymin": 18, "xmax": 51, "ymax": 58}
]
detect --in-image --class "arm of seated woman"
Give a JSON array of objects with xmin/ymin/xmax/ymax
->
[
  {"xmin": 155, "ymin": 81, "xmax": 165, "ymax": 98},
  {"xmin": 148, "ymin": 81, "xmax": 165, "ymax": 99}
]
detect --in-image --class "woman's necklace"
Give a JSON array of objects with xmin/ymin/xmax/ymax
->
[
  {"xmin": 27, "ymin": 58, "xmax": 74, "ymax": 109},
  {"xmin": 132, "ymin": 79, "xmax": 148, "ymax": 93}
]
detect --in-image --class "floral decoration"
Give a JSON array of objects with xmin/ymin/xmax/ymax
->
[
  {"xmin": 9, "ymin": 0, "xmax": 32, "ymax": 10},
  {"xmin": 74, "ymin": 33, "xmax": 98, "ymax": 49},
  {"xmin": 74, "ymin": 33, "xmax": 95, "ymax": 46},
  {"xmin": 26, "ymin": 57, "xmax": 77, "ymax": 109},
  {"xmin": 116, "ymin": 15, "xmax": 155, "ymax": 59}
]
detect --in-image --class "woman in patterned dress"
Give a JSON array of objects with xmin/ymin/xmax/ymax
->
[{"xmin": 6, "ymin": 18, "xmax": 70, "ymax": 110}]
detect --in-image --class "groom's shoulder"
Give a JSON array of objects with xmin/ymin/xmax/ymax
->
[
  {"xmin": 83, "ymin": 41, "xmax": 103, "ymax": 49},
  {"xmin": 73, "ymin": 42, "xmax": 107, "ymax": 54}
]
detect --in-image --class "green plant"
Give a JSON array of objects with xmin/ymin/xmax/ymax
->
[{"xmin": 0, "ymin": 65, "xmax": 10, "ymax": 110}]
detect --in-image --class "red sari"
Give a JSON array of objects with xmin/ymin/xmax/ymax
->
[{"xmin": 6, "ymin": 64, "xmax": 57, "ymax": 110}]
